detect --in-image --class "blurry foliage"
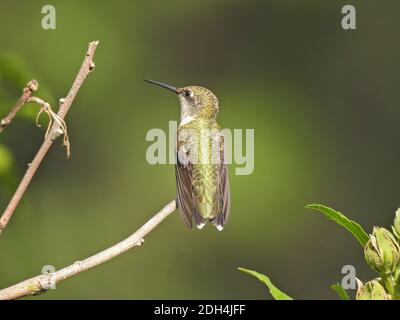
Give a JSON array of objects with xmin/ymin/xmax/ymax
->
[
  {"xmin": 0, "ymin": 53, "xmax": 55, "ymax": 193},
  {"xmin": 0, "ymin": 0, "xmax": 399, "ymax": 299},
  {"xmin": 0, "ymin": 53, "xmax": 54, "ymax": 120},
  {"xmin": 0, "ymin": 144, "xmax": 13, "ymax": 175},
  {"xmin": 0, "ymin": 143, "xmax": 15, "ymax": 194},
  {"xmin": 241, "ymin": 205, "xmax": 400, "ymax": 300}
]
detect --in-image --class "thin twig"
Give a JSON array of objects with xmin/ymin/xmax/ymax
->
[
  {"xmin": 0, "ymin": 80, "xmax": 39, "ymax": 133},
  {"xmin": 0, "ymin": 41, "xmax": 99, "ymax": 233},
  {"xmin": 0, "ymin": 200, "xmax": 177, "ymax": 300}
]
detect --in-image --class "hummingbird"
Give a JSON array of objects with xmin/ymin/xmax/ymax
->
[{"xmin": 145, "ymin": 79, "xmax": 231, "ymax": 230}]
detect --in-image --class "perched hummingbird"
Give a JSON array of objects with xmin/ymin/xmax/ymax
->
[{"xmin": 145, "ymin": 79, "xmax": 231, "ymax": 230}]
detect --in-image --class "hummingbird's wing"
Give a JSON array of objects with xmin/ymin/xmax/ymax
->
[
  {"xmin": 219, "ymin": 159, "xmax": 231, "ymax": 224},
  {"xmin": 175, "ymin": 150, "xmax": 194, "ymax": 229},
  {"xmin": 212, "ymin": 136, "xmax": 231, "ymax": 229}
]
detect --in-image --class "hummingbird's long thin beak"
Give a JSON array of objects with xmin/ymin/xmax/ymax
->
[{"xmin": 145, "ymin": 79, "xmax": 179, "ymax": 94}]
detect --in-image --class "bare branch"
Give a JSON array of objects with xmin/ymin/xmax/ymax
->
[
  {"xmin": 0, "ymin": 41, "xmax": 99, "ymax": 233},
  {"xmin": 0, "ymin": 80, "xmax": 39, "ymax": 133},
  {"xmin": 0, "ymin": 200, "xmax": 177, "ymax": 300}
]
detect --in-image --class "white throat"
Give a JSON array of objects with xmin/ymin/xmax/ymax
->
[{"xmin": 180, "ymin": 115, "xmax": 195, "ymax": 126}]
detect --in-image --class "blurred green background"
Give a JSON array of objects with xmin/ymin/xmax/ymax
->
[{"xmin": 0, "ymin": 0, "xmax": 399, "ymax": 299}]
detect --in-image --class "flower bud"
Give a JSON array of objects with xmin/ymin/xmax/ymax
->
[
  {"xmin": 356, "ymin": 279, "xmax": 390, "ymax": 300},
  {"xmin": 392, "ymin": 209, "xmax": 400, "ymax": 240},
  {"xmin": 364, "ymin": 227, "xmax": 400, "ymax": 275}
]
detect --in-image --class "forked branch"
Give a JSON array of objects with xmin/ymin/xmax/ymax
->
[
  {"xmin": 0, "ymin": 80, "xmax": 39, "ymax": 133},
  {"xmin": 0, "ymin": 40, "xmax": 99, "ymax": 233}
]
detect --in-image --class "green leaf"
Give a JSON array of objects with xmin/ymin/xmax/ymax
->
[
  {"xmin": 238, "ymin": 267, "xmax": 293, "ymax": 300},
  {"xmin": 305, "ymin": 204, "xmax": 369, "ymax": 247},
  {"xmin": 331, "ymin": 283, "xmax": 350, "ymax": 300}
]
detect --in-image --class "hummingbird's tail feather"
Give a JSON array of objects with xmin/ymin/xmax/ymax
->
[
  {"xmin": 212, "ymin": 213, "xmax": 225, "ymax": 231},
  {"xmin": 193, "ymin": 210, "xmax": 207, "ymax": 230}
]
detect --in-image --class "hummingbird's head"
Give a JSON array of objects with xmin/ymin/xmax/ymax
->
[{"xmin": 145, "ymin": 80, "xmax": 219, "ymax": 121}]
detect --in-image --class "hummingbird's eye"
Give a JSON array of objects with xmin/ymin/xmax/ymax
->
[{"xmin": 183, "ymin": 90, "xmax": 193, "ymax": 98}]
